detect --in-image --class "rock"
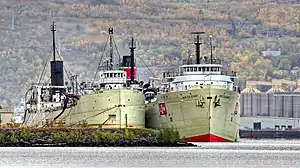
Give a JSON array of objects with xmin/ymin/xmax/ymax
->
[{"xmin": 0, "ymin": 128, "xmax": 195, "ymax": 147}]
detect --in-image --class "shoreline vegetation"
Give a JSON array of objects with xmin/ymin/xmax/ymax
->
[{"xmin": 0, "ymin": 127, "xmax": 196, "ymax": 147}]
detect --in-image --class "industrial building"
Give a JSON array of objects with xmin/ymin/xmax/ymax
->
[
  {"xmin": 240, "ymin": 116, "xmax": 300, "ymax": 131},
  {"xmin": 240, "ymin": 93, "xmax": 300, "ymax": 118},
  {"xmin": 239, "ymin": 79, "xmax": 300, "ymax": 131}
]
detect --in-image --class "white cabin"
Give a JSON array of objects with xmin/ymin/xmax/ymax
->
[
  {"xmin": 164, "ymin": 63, "xmax": 238, "ymax": 92},
  {"xmin": 99, "ymin": 70, "xmax": 127, "ymax": 90},
  {"xmin": 25, "ymin": 84, "xmax": 69, "ymax": 114}
]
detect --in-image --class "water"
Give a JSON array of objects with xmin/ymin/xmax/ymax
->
[{"xmin": 0, "ymin": 139, "xmax": 300, "ymax": 168}]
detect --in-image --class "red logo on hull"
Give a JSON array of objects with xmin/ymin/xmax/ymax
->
[{"xmin": 159, "ymin": 103, "xmax": 167, "ymax": 115}]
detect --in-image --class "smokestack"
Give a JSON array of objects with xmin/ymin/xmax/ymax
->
[
  {"xmin": 50, "ymin": 22, "xmax": 64, "ymax": 86},
  {"xmin": 129, "ymin": 37, "xmax": 136, "ymax": 83}
]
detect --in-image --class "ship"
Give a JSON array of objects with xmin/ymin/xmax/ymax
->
[
  {"xmin": 144, "ymin": 32, "xmax": 240, "ymax": 142},
  {"xmin": 23, "ymin": 22, "xmax": 145, "ymax": 128}
]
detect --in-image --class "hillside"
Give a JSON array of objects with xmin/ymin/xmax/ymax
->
[{"xmin": 0, "ymin": 0, "xmax": 299, "ymax": 106}]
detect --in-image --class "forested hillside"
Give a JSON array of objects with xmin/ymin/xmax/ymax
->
[{"xmin": 0, "ymin": 0, "xmax": 299, "ymax": 106}]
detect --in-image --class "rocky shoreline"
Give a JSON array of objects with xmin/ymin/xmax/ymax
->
[{"xmin": 0, "ymin": 127, "xmax": 196, "ymax": 147}]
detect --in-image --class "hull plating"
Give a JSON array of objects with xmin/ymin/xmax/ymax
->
[
  {"xmin": 146, "ymin": 85, "xmax": 240, "ymax": 142},
  {"xmin": 24, "ymin": 89, "xmax": 145, "ymax": 128}
]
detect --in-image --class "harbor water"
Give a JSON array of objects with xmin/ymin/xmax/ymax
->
[{"xmin": 0, "ymin": 139, "xmax": 299, "ymax": 168}]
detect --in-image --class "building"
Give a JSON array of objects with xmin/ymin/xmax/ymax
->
[
  {"xmin": 240, "ymin": 79, "xmax": 300, "ymax": 118},
  {"xmin": 0, "ymin": 106, "xmax": 13, "ymax": 127},
  {"xmin": 240, "ymin": 116, "xmax": 300, "ymax": 131}
]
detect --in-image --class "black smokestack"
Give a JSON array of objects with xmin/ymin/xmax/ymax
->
[{"xmin": 50, "ymin": 22, "xmax": 64, "ymax": 86}]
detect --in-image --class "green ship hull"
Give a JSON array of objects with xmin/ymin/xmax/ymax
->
[
  {"xmin": 146, "ymin": 85, "xmax": 240, "ymax": 142},
  {"xmin": 24, "ymin": 89, "xmax": 145, "ymax": 128}
]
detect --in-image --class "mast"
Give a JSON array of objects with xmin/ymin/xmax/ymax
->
[
  {"xmin": 129, "ymin": 37, "xmax": 136, "ymax": 83},
  {"xmin": 51, "ymin": 21, "xmax": 56, "ymax": 62},
  {"xmin": 108, "ymin": 28, "xmax": 113, "ymax": 70},
  {"xmin": 210, "ymin": 35, "xmax": 213, "ymax": 64},
  {"xmin": 50, "ymin": 21, "xmax": 64, "ymax": 87},
  {"xmin": 106, "ymin": 60, "xmax": 109, "ymax": 71},
  {"xmin": 191, "ymin": 32, "xmax": 205, "ymax": 64}
]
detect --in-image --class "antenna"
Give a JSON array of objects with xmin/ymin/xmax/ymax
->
[
  {"xmin": 11, "ymin": 11, "xmax": 14, "ymax": 30},
  {"xmin": 191, "ymin": 32, "xmax": 205, "ymax": 64},
  {"xmin": 129, "ymin": 37, "xmax": 136, "ymax": 83},
  {"xmin": 58, "ymin": 35, "xmax": 61, "ymax": 56},
  {"xmin": 51, "ymin": 22, "xmax": 56, "ymax": 62},
  {"xmin": 209, "ymin": 35, "xmax": 213, "ymax": 64},
  {"xmin": 108, "ymin": 28, "xmax": 113, "ymax": 70}
]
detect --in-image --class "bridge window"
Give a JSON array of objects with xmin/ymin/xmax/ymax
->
[
  {"xmin": 198, "ymin": 67, "xmax": 201, "ymax": 71},
  {"xmin": 194, "ymin": 67, "xmax": 197, "ymax": 71},
  {"xmin": 202, "ymin": 67, "xmax": 206, "ymax": 72},
  {"xmin": 211, "ymin": 67, "xmax": 219, "ymax": 72}
]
